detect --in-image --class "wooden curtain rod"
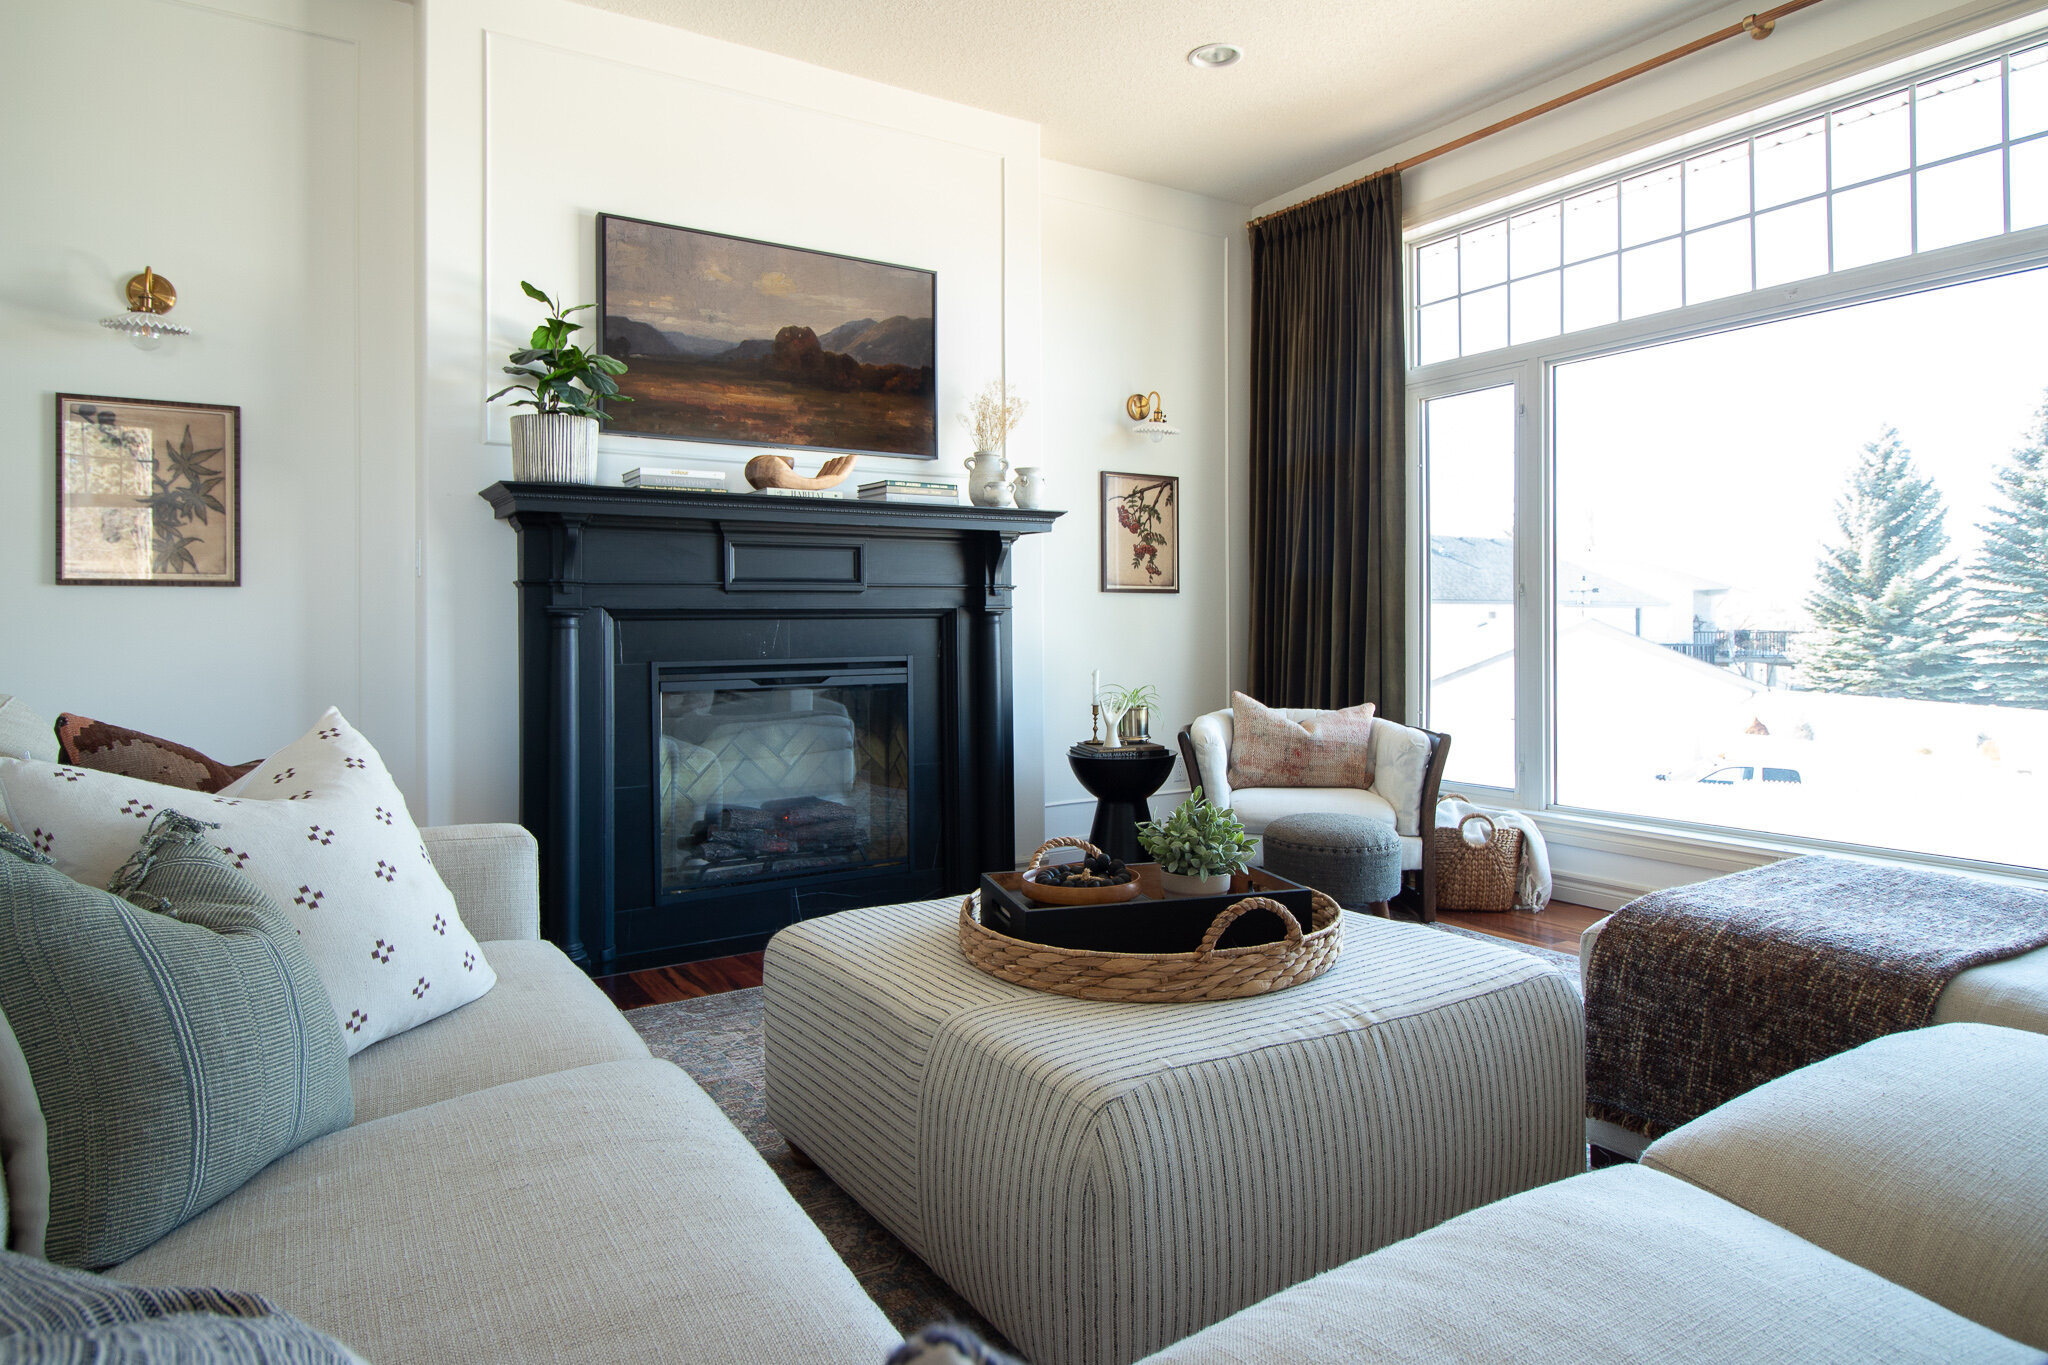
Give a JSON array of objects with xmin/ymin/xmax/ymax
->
[{"xmin": 1247, "ymin": 0, "xmax": 1830, "ymax": 230}]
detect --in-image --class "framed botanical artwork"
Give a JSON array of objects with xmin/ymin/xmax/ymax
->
[
  {"xmin": 597, "ymin": 213, "xmax": 938, "ymax": 459},
  {"xmin": 55, "ymin": 394, "xmax": 240, "ymax": 587},
  {"xmin": 1101, "ymin": 471, "xmax": 1179, "ymax": 593}
]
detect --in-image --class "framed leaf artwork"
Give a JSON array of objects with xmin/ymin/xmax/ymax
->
[
  {"xmin": 1101, "ymin": 470, "xmax": 1178, "ymax": 593},
  {"xmin": 56, "ymin": 395, "xmax": 240, "ymax": 586}
]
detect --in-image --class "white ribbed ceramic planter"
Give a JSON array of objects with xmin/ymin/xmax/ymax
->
[
  {"xmin": 510, "ymin": 412, "xmax": 598, "ymax": 483},
  {"xmin": 1159, "ymin": 870, "xmax": 1231, "ymax": 896}
]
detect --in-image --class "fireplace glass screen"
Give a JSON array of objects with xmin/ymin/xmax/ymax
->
[{"xmin": 658, "ymin": 664, "xmax": 911, "ymax": 892}]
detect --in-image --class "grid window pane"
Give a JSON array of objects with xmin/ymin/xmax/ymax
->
[
  {"xmin": 1417, "ymin": 299, "xmax": 1460, "ymax": 365},
  {"xmin": 1461, "ymin": 221, "xmax": 1508, "ymax": 290},
  {"xmin": 1917, "ymin": 62, "xmax": 2003, "ymax": 163},
  {"xmin": 1686, "ymin": 219, "xmax": 1752, "ymax": 303},
  {"xmin": 2013, "ymin": 136, "xmax": 2048, "ymax": 229},
  {"xmin": 1917, "ymin": 149, "xmax": 2005, "ymax": 251},
  {"xmin": 1417, "ymin": 239, "xmax": 1459, "ymax": 303},
  {"xmin": 1755, "ymin": 198, "xmax": 1830, "ymax": 287},
  {"xmin": 1562, "ymin": 255, "xmax": 1620, "ymax": 332},
  {"xmin": 1756, "ymin": 117, "xmax": 1827, "ymax": 208},
  {"xmin": 2013, "ymin": 45, "xmax": 2048, "ymax": 139},
  {"xmin": 1461, "ymin": 285, "xmax": 1508, "ymax": 355},
  {"xmin": 1687, "ymin": 145, "xmax": 1751, "ymax": 227},
  {"xmin": 1510, "ymin": 204, "xmax": 1562, "ymax": 278},
  {"xmin": 1621, "ymin": 164, "xmax": 1683, "ymax": 246},
  {"xmin": 1621, "ymin": 239, "xmax": 1683, "ymax": 319},
  {"xmin": 1563, "ymin": 185, "xmax": 1619, "ymax": 262},
  {"xmin": 1510, "ymin": 270, "xmax": 1562, "ymax": 344},
  {"xmin": 1832, "ymin": 91, "xmax": 1911, "ymax": 187},
  {"xmin": 1833, "ymin": 174, "xmax": 1912, "ymax": 268}
]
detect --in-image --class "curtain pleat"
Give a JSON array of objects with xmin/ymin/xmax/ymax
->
[{"xmin": 1246, "ymin": 174, "xmax": 1406, "ymax": 719}]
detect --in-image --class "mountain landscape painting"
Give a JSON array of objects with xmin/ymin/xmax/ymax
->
[{"xmin": 598, "ymin": 214, "xmax": 936, "ymax": 458}]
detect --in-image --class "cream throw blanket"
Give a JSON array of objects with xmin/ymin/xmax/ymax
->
[{"xmin": 1434, "ymin": 798, "xmax": 1553, "ymax": 911}]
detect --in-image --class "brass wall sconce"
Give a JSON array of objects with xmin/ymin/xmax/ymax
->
[
  {"xmin": 100, "ymin": 266, "xmax": 190, "ymax": 349},
  {"xmin": 1126, "ymin": 391, "xmax": 1181, "ymax": 443}
]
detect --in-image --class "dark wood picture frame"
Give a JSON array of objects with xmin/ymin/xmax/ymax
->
[
  {"xmin": 55, "ymin": 393, "xmax": 241, "ymax": 587},
  {"xmin": 596, "ymin": 213, "xmax": 938, "ymax": 459},
  {"xmin": 1100, "ymin": 470, "xmax": 1179, "ymax": 593}
]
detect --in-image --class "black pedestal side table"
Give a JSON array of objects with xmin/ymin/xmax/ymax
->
[{"xmin": 1066, "ymin": 742, "xmax": 1178, "ymax": 863}]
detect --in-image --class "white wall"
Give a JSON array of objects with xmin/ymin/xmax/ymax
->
[
  {"xmin": 0, "ymin": 0, "xmax": 417, "ymax": 789},
  {"xmin": 1035, "ymin": 163, "xmax": 1253, "ymax": 843}
]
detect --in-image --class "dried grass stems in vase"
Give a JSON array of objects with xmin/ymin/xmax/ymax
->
[{"xmin": 960, "ymin": 380, "xmax": 1027, "ymax": 453}]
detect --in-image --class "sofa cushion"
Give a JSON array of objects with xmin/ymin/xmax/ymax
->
[
  {"xmin": 346, "ymin": 938, "xmax": 649, "ymax": 1125},
  {"xmin": 0, "ymin": 698, "xmax": 56, "ymax": 765},
  {"xmin": 0, "ymin": 819, "xmax": 352, "ymax": 1269},
  {"xmin": 1643, "ymin": 1023, "xmax": 2048, "ymax": 1350},
  {"xmin": 1135, "ymin": 1164, "xmax": 2036, "ymax": 1364},
  {"xmin": 0, "ymin": 1007, "xmax": 47, "ymax": 1258},
  {"xmin": 0, "ymin": 708, "xmax": 497, "ymax": 1055},
  {"xmin": 0, "ymin": 1248, "xmax": 363, "ymax": 1363},
  {"xmin": 53, "ymin": 712, "xmax": 258, "ymax": 793},
  {"xmin": 114, "ymin": 1059, "xmax": 901, "ymax": 1365}
]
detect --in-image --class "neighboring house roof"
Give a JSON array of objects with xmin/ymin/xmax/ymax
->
[
  {"xmin": 1431, "ymin": 618, "xmax": 1766, "ymax": 691},
  {"xmin": 1429, "ymin": 536, "xmax": 1666, "ymax": 608}
]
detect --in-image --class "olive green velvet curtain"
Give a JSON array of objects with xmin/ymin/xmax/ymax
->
[{"xmin": 1245, "ymin": 172, "xmax": 1407, "ymax": 720}]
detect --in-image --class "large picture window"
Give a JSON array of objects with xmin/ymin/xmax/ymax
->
[{"xmin": 1414, "ymin": 30, "xmax": 2048, "ymax": 876}]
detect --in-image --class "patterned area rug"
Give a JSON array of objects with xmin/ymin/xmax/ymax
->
[{"xmin": 626, "ymin": 921, "xmax": 1580, "ymax": 1345}]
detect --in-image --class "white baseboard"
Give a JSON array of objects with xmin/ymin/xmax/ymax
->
[{"xmin": 1549, "ymin": 871, "xmax": 1644, "ymax": 914}]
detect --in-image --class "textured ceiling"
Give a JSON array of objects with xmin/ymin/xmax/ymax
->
[{"xmin": 568, "ymin": 0, "xmax": 1734, "ymax": 205}]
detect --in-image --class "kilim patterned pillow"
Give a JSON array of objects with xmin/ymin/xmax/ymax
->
[
  {"xmin": 0, "ymin": 708, "xmax": 496, "ymax": 1056},
  {"xmin": 1225, "ymin": 691, "xmax": 1378, "ymax": 790},
  {"xmin": 53, "ymin": 714, "xmax": 257, "ymax": 794},
  {"xmin": 0, "ymin": 816, "xmax": 352, "ymax": 1269}
]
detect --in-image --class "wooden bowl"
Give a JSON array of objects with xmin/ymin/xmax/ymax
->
[{"xmin": 1019, "ymin": 868, "xmax": 1141, "ymax": 906}]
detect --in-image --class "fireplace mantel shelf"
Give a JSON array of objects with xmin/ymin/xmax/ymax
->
[{"xmin": 481, "ymin": 481, "xmax": 1063, "ymax": 535}]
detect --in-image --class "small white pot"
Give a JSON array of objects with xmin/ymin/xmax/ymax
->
[
  {"xmin": 1012, "ymin": 466, "xmax": 1048, "ymax": 509},
  {"xmin": 964, "ymin": 450, "xmax": 1012, "ymax": 507},
  {"xmin": 510, "ymin": 412, "xmax": 599, "ymax": 483},
  {"xmin": 1159, "ymin": 870, "xmax": 1231, "ymax": 896}
]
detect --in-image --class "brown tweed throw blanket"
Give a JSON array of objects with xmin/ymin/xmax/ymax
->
[{"xmin": 1586, "ymin": 856, "xmax": 2048, "ymax": 1140}]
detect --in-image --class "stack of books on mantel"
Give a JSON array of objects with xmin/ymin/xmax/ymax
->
[
  {"xmin": 858, "ymin": 479, "xmax": 960, "ymax": 505},
  {"xmin": 755, "ymin": 486, "xmax": 848, "ymax": 500},
  {"xmin": 623, "ymin": 467, "xmax": 727, "ymax": 492}
]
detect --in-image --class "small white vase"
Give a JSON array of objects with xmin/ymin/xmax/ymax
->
[
  {"xmin": 1159, "ymin": 870, "xmax": 1230, "ymax": 896},
  {"xmin": 1012, "ymin": 466, "xmax": 1048, "ymax": 509},
  {"xmin": 510, "ymin": 412, "xmax": 599, "ymax": 483},
  {"xmin": 964, "ymin": 450, "xmax": 1012, "ymax": 507}
]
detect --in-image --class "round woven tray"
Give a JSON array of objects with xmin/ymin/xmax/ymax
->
[{"xmin": 958, "ymin": 885, "xmax": 1344, "ymax": 1004}]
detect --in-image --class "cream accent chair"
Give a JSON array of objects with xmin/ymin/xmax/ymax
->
[{"xmin": 1177, "ymin": 708, "xmax": 1451, "ymax": 920}]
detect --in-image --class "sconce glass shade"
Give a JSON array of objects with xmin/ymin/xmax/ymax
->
[
  {"xmin": 100, "ymin": 312, "xmax": 191, "ymax": 350},
  {"xmin": 1130, "ymin": 417, "xmax": 1182, "ymax": 443}
]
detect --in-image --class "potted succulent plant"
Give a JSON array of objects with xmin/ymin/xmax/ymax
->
[
  {"xmin": 489, "ymin": 281, "xmax": 630, "ymax": 483},
  {"xmin": 1136, "ymin": 787, "xmax": 1259, "ymax": 896}
]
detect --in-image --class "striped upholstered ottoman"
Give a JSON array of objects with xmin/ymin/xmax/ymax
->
[{"xmin": 762, "ymin": 899, "xmax": 1583, "ymax": 1365}]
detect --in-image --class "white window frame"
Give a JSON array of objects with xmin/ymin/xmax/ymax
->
[{"xmin": 1408, "ymin": 32, "xmax": 2048, "ymax": 885}]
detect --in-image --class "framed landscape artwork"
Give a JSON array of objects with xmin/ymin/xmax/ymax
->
[
  {"xmin": 1101, "ymin": 471, "xmax": 1179, "ymax": 593},
  {"xmin": 597, "ymin": 214, "xmax": 937, "ymax": 459},
  {"xmin": 55, "ymin": 394, "xmax": 240, "ymax": 587}
]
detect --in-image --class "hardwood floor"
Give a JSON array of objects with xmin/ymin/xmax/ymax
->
[{"xmin": 596, "ymin": 901, "xmax": 1609, "ymax": 1009}]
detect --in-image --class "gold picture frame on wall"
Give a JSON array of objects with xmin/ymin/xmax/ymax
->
[
  {"xmin": 1101, "ymin": 470, "xmax": 1178, "ymax": 593},
  {"xmin": 56, "ymin": 394, "xmax": 241, "ymax": 587}
]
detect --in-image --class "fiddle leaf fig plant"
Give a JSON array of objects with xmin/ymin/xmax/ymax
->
[
  {"xmin": 487, "ymin": 281, "xmax": 631, "ymax": 420},
  {"xmin": 1135, "ymin": 788, "xmax": 1259, "ymax": 878}
]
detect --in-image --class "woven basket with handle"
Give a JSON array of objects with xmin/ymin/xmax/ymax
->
[
  {"xmin": 959, "ymin": 879, "xmax": 1343, "ymax": 1004},
  {"xmin": 1431, "ymin": 798, "xmax": 1523, "ymax": 912}
]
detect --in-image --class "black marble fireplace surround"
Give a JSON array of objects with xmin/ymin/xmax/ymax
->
[{"xmin": 484, "ymin": 482, "xmax": 1060, "ymax": 974}]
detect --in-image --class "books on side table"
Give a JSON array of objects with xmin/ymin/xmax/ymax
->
[
  {"xmin": 623, "ymin": 467, "xmax": 727, "ymax": 492},
  {"xmin": 858, "ymin": 479, "xmax": 960, "ymax": 504}
]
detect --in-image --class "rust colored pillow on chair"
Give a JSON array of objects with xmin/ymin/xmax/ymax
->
[
  {"xmin": 1225, "ymin": 692, "xmax": 1377, "ymax": 790},
  {"xmin": 53, "ymin": 714, "xmax": 258, "ymax": 793}
]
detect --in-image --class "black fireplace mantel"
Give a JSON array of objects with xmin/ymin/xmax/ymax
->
[{"xmin": 482, "ymin": 481, "xmax": 1060, "ymax": 974}]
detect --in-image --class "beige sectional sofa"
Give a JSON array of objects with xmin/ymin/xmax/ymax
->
[{"xmin": 109, "ymin": 823, "xmax": 901, "ymax": 1365}]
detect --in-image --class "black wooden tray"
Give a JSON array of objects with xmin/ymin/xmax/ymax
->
[{"xmin": 977, "ymin": 863, "xmax": 1318, "ymax": 954}]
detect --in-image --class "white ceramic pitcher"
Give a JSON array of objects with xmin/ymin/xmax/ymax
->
[{"xmin": 964, "ymin": 451, "xmax": 1012, "ymax": 507}]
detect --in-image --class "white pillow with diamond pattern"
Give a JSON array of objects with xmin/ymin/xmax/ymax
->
[{"xmin": 0, "ymin": 708, "xmax": 495, "ymax": 1054}]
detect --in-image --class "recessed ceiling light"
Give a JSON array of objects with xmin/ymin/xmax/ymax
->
[{"xmin": 1186, "ymin": 42, "xmax": 1243, "ymax": 69}]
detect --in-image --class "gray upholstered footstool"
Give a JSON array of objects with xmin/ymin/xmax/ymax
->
[
  {"xmin": 763, "ymin": 898, "xmax": 1584, "ymax": 1365},
  {"xmin": 1262, "ymin": 813, "xmax": 1402, "ymax": 916}
]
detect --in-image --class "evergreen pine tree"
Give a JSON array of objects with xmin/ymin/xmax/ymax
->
[
  {"xmin": 1800, "ymin": 425, "xmax": 1976, "ymax": 702},
  {"xmin": 1972, "ymin": 395, "xmax": 2048, "ymax": 707}
]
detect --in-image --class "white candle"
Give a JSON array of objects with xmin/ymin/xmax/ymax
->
[{"xmin": 1091, "ymin": 669, "xmax": 1100, "ymax": 703}]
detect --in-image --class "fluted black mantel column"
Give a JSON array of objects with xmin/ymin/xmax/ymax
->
[{"xmin": 484, "ymin": 482, "xmax": 1060, "ymax": 975}]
